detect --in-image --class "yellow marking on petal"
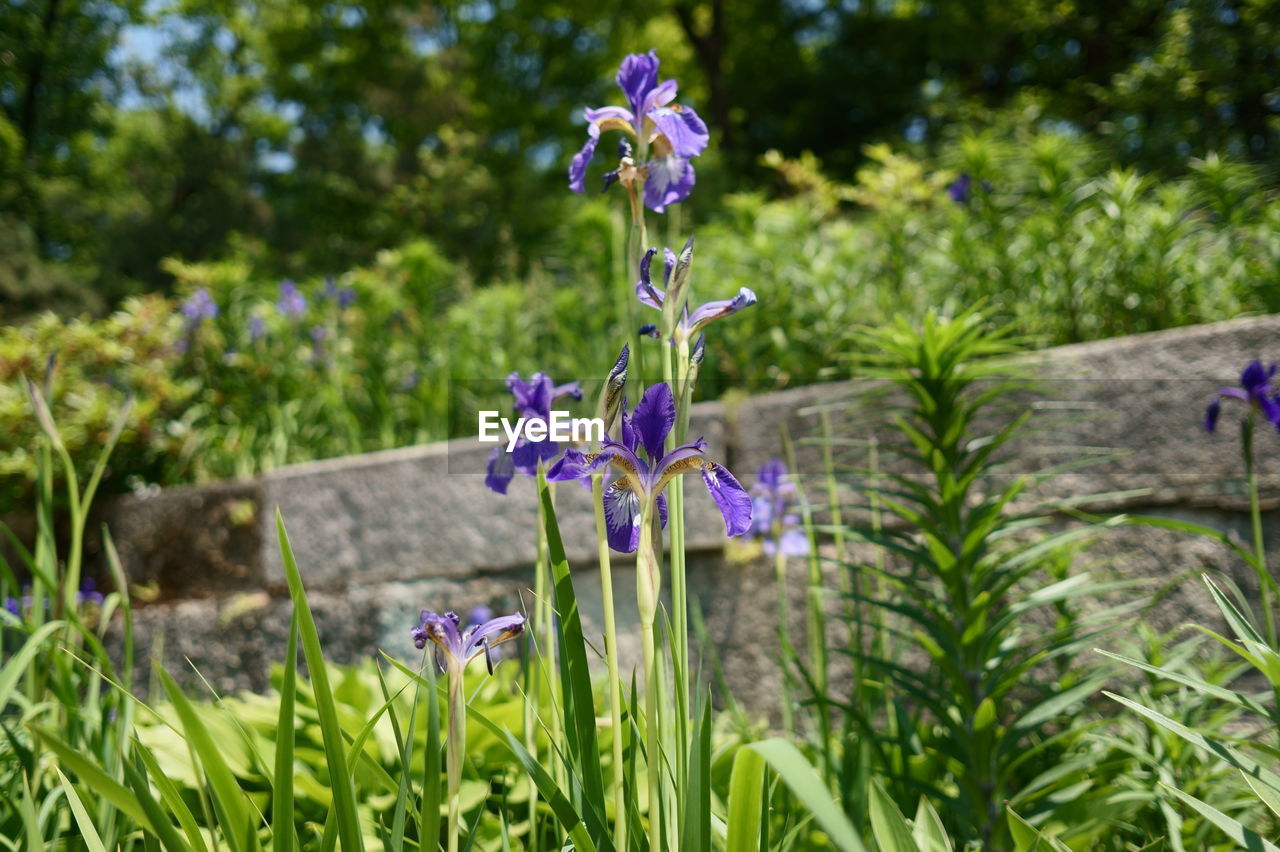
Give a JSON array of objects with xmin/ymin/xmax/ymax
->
[
  {"xmin": 649, "ymin": 133, "xmax": 674, "ymax": 158},
  {"xmin": 596, "ymin": 116, "xmax": 635, "ymax": 136},
  {"xmin": 655, "ymin": 457, "xmax": 712, "ymax": 496}
]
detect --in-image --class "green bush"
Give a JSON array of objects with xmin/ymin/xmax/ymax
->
[{"xmin": 3, "ymin": 130, "xmax": 1277, "ymax": 514}]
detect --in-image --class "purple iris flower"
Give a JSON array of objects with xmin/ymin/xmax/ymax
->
[
  {"xmin": 636, "ymin": 245, "xmax": 756, "ymax": 345},
  {"xmin": 485, "ymin": 372, "xmax": 584, "ymax": 494},
  {"xmin": 181, "ymin": 288, "xmax": 219, "ymax": 323},
  {"xmin": 947, "ymin": 173, "xmax": 972, "ymax": 204},
  {"xmin": 1205, "ymin": 360, "xmax": 1280, "ymax": 433},
  {"xmin": 3, "ymin": 597, "xmax": 19, "ymax": 617},
  {"xmin": 76, "ymin": 578, "xmax": 105, "ymax": 607},
  {"xmin": 411, "ymin": 609, "xmax": 525, "ymax": 674},
  {"xmin": 751, "ymin": 460, "xmax": 809, "ymax": 558},
  {"xmin": 277, "ymin": 280, "xmax": 307, "ymax": 318},
  {"xmin": 569, "ymin": 50, "xmax": 709, "ymax": 212},
  {"xmin": 248, "ymin": 314, "xmax": 266, "ymax": 342},
  {"xmin": 548, "ymin": 382, "xmax": 752, "ymax": 552}
]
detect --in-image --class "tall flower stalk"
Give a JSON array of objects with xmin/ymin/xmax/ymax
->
[
  {"xmin": 411, "ymin": 610, "xmax": 524, "ymax": 852},
  {"xmin": 1205, "ymin": 359, "xmax": 1280, "ymax": 646}
]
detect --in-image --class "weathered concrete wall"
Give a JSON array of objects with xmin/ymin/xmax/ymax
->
[{"xmin": 88, "ymin": 314, "xmax": 1280, "ymax": 709}]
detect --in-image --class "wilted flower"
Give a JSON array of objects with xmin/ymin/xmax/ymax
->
[
  {"xmin": 569, "ymin": 50, "xmax": 709, "ymax": 212},
  {"xmin": 485, "ymin": 372, "xmax": 584, "ymax": 494},
  {"xmin": 411, "ymin": 609, "xmax": 525, "ymax": 674},
  {"xmin": 1205, "ymin": 360, "xmax": 1280, "ymax": 433},
  {"xmin": 277, "ymin": 280, "xmax": 307, "ymax": 317},
  {"xmin": 636, "ymin": 244, "xmax": 755, "ymax": 345},
  {"xmin": 548, "ymin": 382, "xmax": 751, "ymax": 552},
  {"xmin": 751, "ymin": 460, "xmax": 809, "ymax": 558}
]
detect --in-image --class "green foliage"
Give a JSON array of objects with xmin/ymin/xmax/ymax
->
[
  {"xmin": 790, "ymin": 309, "xmax": 1135, "ymax": 849},
  {"xmin": 4, "ymin": 130, "xmax": 1276, "ymax": 515}
]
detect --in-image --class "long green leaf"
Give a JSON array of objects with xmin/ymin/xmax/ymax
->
[
  {"xmin": 912, "ymin": 798, "xmax": 952, "ymax": 852},
  {"xmin": 19, "ymin": 772, "xmax": 43, "ymax": 852},
  {"xmin": 1160, "ymin": 783, "xmax": 1280, "ymax": 852},
  {"xmin": 868, "ymin": 779, "xmax": 917, "ymax": 852},
  {"xmin": 468, "ymin": 707, "xmax": 599, "ymax": 852},
  {"xmin": 537, "ymin": 469, "xmax": 610, "ymax": 850},
  {"xmin": 136, "ymin": 739, "xmax": 212, "ymax": 852},
  {"xmin": 0, "ymin": 620, "xmax": 64, "ymax": 711},
  {"xmin": 272, "ymin": 608, "xmax": 299, "ymax": 852},
  {"xmin": 276, "ymin": 510, "xmax": 364, "ymax": 852},
  {"xmin": 725, "ymin": 746, "xmax": 766, "ymax": 852},
  {"xmin": 157, "ymin": 667, "xmax": 260, "ymax": 852},
  {"xmin": 34, "ymin": 725, "xmax": 155, "ymax": 829},
  {"xmin": 421, "ymin": 662, "xmax": 442, "ymax": 852},
  {"xmin": 746, "ymin": 739, "xmax": 867, "ymax": 852},
  {"xmin": 57, "ymin": 767, "xmax": 108, "ymax": 852},
  {"xmin": 122, "ymin": 751, "xmax": 192, "ymax": 852}
]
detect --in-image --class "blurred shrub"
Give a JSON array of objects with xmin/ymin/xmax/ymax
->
[{"xmin": 2, "ymin": 130, "xmax": 1277, "ymax": 511}]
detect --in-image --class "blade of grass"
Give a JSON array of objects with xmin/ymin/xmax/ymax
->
[
  {"xmin": 157, "ymin": 666, "xmax": 261, "ymax": 852},
  {"xmin": 122, "ymin": 751, "xmax": 192, "ymax": 852},
  {"xmin": 537, "ymin": 469, "xmax": 609, "ymax": 847},
  {"xmin": 56, "ymin": 767, "xmax": 108, "ymax": 852},
  {"xmin": 746, "ymin": 739, "xmax": 867, "ymax": 852},
  {"xmin": 276, "ymin": 509, "xmax": 364, "ymax": 852},
  {"xmin": 272, "ymin": 607, "xmax": 300, "ymax": 852}
]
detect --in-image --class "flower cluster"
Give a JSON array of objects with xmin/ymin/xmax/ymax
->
[
  {"xmin": 1205, "ymin": 360, "xmax": 1280, "ymax": 433},
  {"xmin": 569, "ymin": 50, "xmax": 709, "ymax": 213},
  {"xmin": 751, "ymin": 459, "xmax": 809, "ymax": 558}
]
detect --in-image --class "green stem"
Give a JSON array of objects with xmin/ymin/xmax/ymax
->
[
  {"xmin": 446, "ymin": 665, "xmax": 466, "ymax": 852},
  {"xmin": 593, "ymin": 472, "xmax": 628, "ymax": 852},
  {"xmin": 637, "ymin": 507, "xmax": 663, "ymax": 852},
  {"xmin": 1243, "ymin": 413, "xmax": 1277, "ymax": 647},
  {"xmin": 773, "ymin": 541, "xmax": 795, "ymax": 734}
]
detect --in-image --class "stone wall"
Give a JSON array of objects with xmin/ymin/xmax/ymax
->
[{"xmin": 68, "ymin": 314, "xmax": 1280, "ymax": 710}]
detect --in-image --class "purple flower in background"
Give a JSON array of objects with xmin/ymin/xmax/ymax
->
[
  {"xmin": 277, "ymin": 280, "xmax": 307, "ymax": 318},
  {"xmin": 636, "ymin": 244, "xmax": 756, "ymax": 345},
  {"xmin": 310, "ymin": 325, "xmax": 327, "ymax": 363},
  {"xmin": 339, "ymin": 288, "xmax": 356, "ymax": 309},
  {"xmin": 485, "ymin": 372, "xmax": 584, "ymax": 494},
  {"xmin": 76, "ymin": 578, "xmax": 105, "ymax": 607},
  {"xmin": 947, "ymin": 173, "xmax": 972, "ymax": 204},
  {"xmin": 3, "ymin": 597, "xmax": 18, "ymax": 617},
  {"xmin": 548, "ymin": 382, "xmax": 751, "ymax": 552},
  {"xmin": 181, "ymin": 288, "xmax": 219, "ymax": 323},
  {"xmin": 248, "ymin": 314, "xmax": 266, "ymax": 342},
  {"xmin": 751, "ymin": 460, "xmax": 809, "ymax": 558},
  {"xmin": 411, "ymin": 609, "xmax": 525, "ymax": 674},
  {"xmin": 569, "ymin": 50, "xmax": 709, "ymax": 212},
  {"xmin": 1205, "ymin": 360, "xmax": 1280, "ymax": 433}
]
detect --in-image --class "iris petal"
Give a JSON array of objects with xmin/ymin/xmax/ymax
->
[
  {"xmin": 569, "ymin": 134, "xmax": 598, "ymax": 194},
  {"xmin": 686, "ymin": 287, "xmax": 758, "ymax": 332},
  {"xmin": 632, "ymin": 383, "xmax": 675, "ymax": 462},
  {"xmin": 643, "ymin": 156, "xmax": 696, "ymax": 213},
  {"xmin": 648, "ymin": 105, "xmax": 709, "ymax": 159},
  {"xmin": 603, "ymin": 479, "xmax": 645, "ymax": 552},
  {"xmin": 701, "ymin": 462, "xmax": 753, "ymax": 537},
  {"xmin": 485, "ymin": 447, "xmax": 515, "ymax": 494},
  {"xmin": 547, "ymin": 448, "xmax": 612, "ymax": 482},
  {"xmin": 616, "ymin": 51, "xmax": 660, "ymax": 116}
]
